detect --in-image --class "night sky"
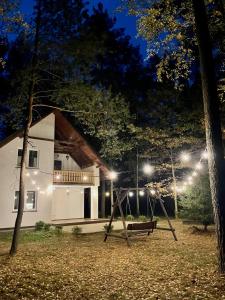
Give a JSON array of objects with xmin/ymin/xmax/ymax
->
[{"xmin": 20, "ymin": 0, "xmax": 147, "ymax": 57}]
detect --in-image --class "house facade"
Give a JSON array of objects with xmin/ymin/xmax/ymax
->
[{"xmin": 0, "ymin": 111, "xmax": 109, "ymax": 229}]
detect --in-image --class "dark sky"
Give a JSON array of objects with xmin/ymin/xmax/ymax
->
[{"xmin": 21, "ymin": 0, "xmax": 147, "ymax": 57}]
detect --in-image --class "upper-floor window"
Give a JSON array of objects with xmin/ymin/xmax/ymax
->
[
  {"xmin": 17, "ymin": 149, "xmax": 23, "ymax": 166},
  {"xmin": 17, "ymin": 149, "xmax": 39, "ymax": 168},
  {"xmin": 14, "ymin": 191, "xmax": 37, "ymax": 211},
  {"xmin": 54, "ymin": 160, "xmax": 62, "ymax": 170},
  {"xmin": 28, "ymin": 150, "xmax": 38, "ymax": 168}
]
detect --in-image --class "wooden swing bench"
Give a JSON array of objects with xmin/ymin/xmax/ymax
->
[{"xmin": 126, "ymin": 220, "xmax": 157, "ymax": 236}]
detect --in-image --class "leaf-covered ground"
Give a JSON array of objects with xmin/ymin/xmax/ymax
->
[{"xmin": 0, "ymin": 220, "xmax": 225, "ymax": 300}]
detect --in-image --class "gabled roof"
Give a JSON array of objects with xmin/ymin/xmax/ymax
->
[
  {"xmin": 54, "ymin": 110, "xmax": 110, "ymax": 175},
  {"xmin": 0, "ymin": 110, "xmax": 110, "ymax": 176}
]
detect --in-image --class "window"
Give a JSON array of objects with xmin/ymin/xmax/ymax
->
[
  {"xmin": 14, "ymin": 191, "xmax": 36, "ymax": 211},
  {"xmin": 17, "ymin": 149, "xmax": 23, "ymax": 166},
  {"xmin": 54, "ymin": 160, "xmax": 62, "ymax": 170},
  {"xmin": 28, "ymin": 150, "xmax": 38, "ymax": 168},
  {"xmin": 14, "ymin": 191, "xmax": 19, "ymax": 210},
  {"xmin": 26, "ymin": 191, "xmax": 36, "ymax": 210}
]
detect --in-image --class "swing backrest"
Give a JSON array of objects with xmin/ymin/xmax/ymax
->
[{"xmin": 127, "ymin": 220, "xmax": 157, "ymax": 231}]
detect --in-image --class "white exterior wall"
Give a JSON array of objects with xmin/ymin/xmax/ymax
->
[
  {"xmin": 54, "ymin": 153, "xmax": 80, "ymax": 171},
  {"xmin": 0, "ymin": 114, "xmax": 55, "ymax": 229},
  {"xmin": 0, "ymin": 113, "xmax": 101, "ymax": 228},
  {"xmin": 51, "ymin": 187, "xmax": 84, "ymax": 220}
]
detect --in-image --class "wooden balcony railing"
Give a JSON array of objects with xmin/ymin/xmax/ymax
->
[{"xmin": 53, "ymin": 170, "xmax": 95, "ymax": 185}]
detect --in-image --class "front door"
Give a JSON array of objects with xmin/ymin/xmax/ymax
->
[{"xmin": 84, "ymin": 188, "xmax": 91, "ymax": 218}]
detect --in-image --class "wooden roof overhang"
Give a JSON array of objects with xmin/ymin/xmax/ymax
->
[{"xmin": 54, "ymin": 110, "xmax": 110, "ymax": 176}]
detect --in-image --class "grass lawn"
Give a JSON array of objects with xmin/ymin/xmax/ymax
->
[{"xmin": 0, "ymin": 220, "xmax": 225, "ymax": 300}]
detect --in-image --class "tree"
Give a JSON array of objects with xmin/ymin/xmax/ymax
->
[
  {"xmin": 192, "ymin": 0, "xmax": 225, "ymax": 273},
  {"xmin": 122, "ymin": 0, "xmax": 225, "ymax": 272},
  {"xmin": 10, "ymin": 0, "xmax": 41, "ymax": 255},
  {"xmin": 179, "ymin": 175, "xmax": 214, "ymax": 231}
]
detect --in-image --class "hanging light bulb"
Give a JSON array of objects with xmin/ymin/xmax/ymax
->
[
  {"xmin": 202, "ymin": 150, "xmax": 208, "ymax": 159},
  {"xmin": 150, "ymin": 189, "xmax": 156, "ymax": 195},
  {"xmin": 128, "ymin": 191, "xmax": 134, "ymax": 197},
  {"xmin": 108, "ymin": 171, "xmax": 118, "ymax": 181},
  {"xmin": 143, "ymin": 164, "xmax": 154, "ymax": 175},
  {"xmin": 180, "ymin": 152, "xmax": 191, "ymax": 162},
  {"xmin": 105, "ymin": 191, "xmax": 110, "ymax": 197},
  {"xmin": 196, "ymin": 162, "xmax": 203, "ymax": 170},
  {"xmin": 139, "ymin": 190, "xmax": 145, "ymax": 196}
]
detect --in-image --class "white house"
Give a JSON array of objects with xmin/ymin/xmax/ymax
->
[{"xmin": 0, "ymin": 110, "xmax": 109, "ymax": 229}]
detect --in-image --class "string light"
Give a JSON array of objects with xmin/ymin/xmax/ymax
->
[
  {"xmin": 143, "ymin": 164, "xmax": 154, "ymax": 175},
  {"xmin": 108, "ymin": 171, "xmax": 118, "ymax": 181},
  {"xmin": 150, "ymin": 189, "xmax": 156, "ymax": 195},
  {"xmin": 202, "ymin": 151, "xmax": 208, "ymax": 159},
  {"xmin": 26, "ymin": 172, "xmax": 30, "ymax": 177},
  {"xmin": 128, "ymin": 191, "xmax": 134, "ymax": 197},
  {"xmin": 139, "ymin": 190, "xmax": 145, "ymax": 196},
  {"xmin": 83, "ymin": 175, "xmax": 88, "ymax": 181},
  {"xmin": 105, "ymin": 191, "xmax": 110, "ymax": 197},
  {"xmin": 33, "ymin": 170, "xmax": 38, "ymax": 175},
  {"xmin": 56, "ymin": 174, "xmax": 61, "ymax": 180},
  {"xmin": 192, "ymin": 171, "xmax": 198, "ymax": 177},
  {"xmin": 180, "ymin": 152, "xmax": 191, "ymax": 162},
  {"xmin": 196, "ymin": 162, "xmax": 203, "ymax": 170}
]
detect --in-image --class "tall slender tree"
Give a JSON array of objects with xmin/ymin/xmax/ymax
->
[
  {"xmin": 10, "ymin": 0, "xmax": 41, "ymax": 255},
  {"xmin": 192, "ymin": 0, "xmax": 225, "ymax": 273}
]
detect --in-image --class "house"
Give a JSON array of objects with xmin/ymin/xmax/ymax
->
[{"xmin": 0, "ymin": 110, "xmax": 109, "ymax": 229}]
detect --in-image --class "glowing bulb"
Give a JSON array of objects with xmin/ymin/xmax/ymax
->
[
  {"xmin": 37, "ymin": 186, "xmax": 40, "ymax": 191},
  {"xmin": 139, "ymin": 190, "xmax": 145, "ymax": 196},
  {"xmin": 187, "ymin": 176, "xmax": 193, "ymax": 181},
  {"xmin": 26, "ymin": 172, "xmax": 30, "ymax": 177},
  {"xmin": 32, "ymin": 180, "xmax": 36, "ymax": 185},
  {"xmin": 108, "ymin": 171, "xmax": 118, "ymax": 181},
  {"xmin": 33, "ymin": 170, "xmax": 38, "ymax": 175},
  {"xmin": 192, "ymin": 171, "xmax": 198, "ymax": 177},
  {"xmin": 180, "ymin": 152, "xmax": 191, "ymax": 162},
  {"xmin": 150, "ymin": 189, "xmax": 156, "ymax": 195},
  {"xmin": 128, "ymin": 191, "xmax": 134, "ymax": 197},
  {"xmin": 56, "ymin": 174, "xmax": 61, "ymax": 180},
  {"xmin": 105, "ymin": 191, "xmax": 110, "ymax": 197},
  {"xmin": 83, "ymin": 175, "xmax": 88, "ymax": 181},
  {"xmin": 202, "ymin": 151, "xmax": 208, "ymax": 159},
  {"xmin": 143, "ymin": 164, "xmax": 154, "ymax": 175},
  {"xmin": 66, "ymin": 189, "xmax": 70, "ymax": 194},
  {"xmin": 196, "ymin": 162, "xmax": 203, "ymax": 170}
]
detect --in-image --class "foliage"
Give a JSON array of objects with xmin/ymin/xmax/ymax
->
[
  {"xmin": 72, "ymin": 226, "xmax": 82, "ymax": 236},
  {"xmin": 179, "ymin": 175, "xmax": 214, "ymax": 230},
  {"xmin": 138, "ymin": 215, "xmax": 148, "ymax": 222},
  {"xmin": 54, "ymin": 225, "xmax": 63, "ymax": 235},
  {"xmin": 103, "ymin": 224, "xmax": 114, "ymax": 232},
  {"xmin": 126, "ymin": 214, "xmax": 134, "ymax": 221},
  {"xmin": 121, "ymin": 0, "xmax": 225, "ymax": 97},
  {"xmin": 43, "ymin": 223, "xmax": 51, "ymax": 231},
  {"xmin": 34, "ymin": 220, "xmax": 45, "ymax": 231}
]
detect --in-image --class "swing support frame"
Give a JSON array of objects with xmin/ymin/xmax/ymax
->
[{"xmin": 104, "ymin": 187, "xmax": 178, "ymax": 246}]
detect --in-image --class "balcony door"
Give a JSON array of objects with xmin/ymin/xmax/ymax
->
[{"xmin": 84, "ymin": 188, "xmax": 91, "ymax": 219}]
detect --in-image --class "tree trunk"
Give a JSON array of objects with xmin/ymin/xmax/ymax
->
[
  {"xmin": 170, "ymin": 148, "xmax": 178, "ymax": 218},
  {"xmin": 136, "ymin": 149, "xmax": 140, "ymax": 217},
  {"xmin": 192, "ymin": 0, "xmax": 225, "ymax": 273},
  {"xmin": 10, "ymin": 0, "xmax": 41, "ymax": 255}
]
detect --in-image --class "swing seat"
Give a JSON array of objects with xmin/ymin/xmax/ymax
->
[{"xmin": 127, "ymin": 220, "xmax": 157, "ymax": 234}]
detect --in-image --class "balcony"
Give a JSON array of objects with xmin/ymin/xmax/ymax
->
[{"xmin": 53, "ymin": 170, "xmax": 95, "ymax": 185}]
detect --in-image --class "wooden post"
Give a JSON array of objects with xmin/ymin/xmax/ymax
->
[
  {"xmin": 101, "ymin": 179, "xmax": 106, "ymax": 218},
  {"xmin": 158, "ymin": 195, "xmax": 178, "ymax": 241}
]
